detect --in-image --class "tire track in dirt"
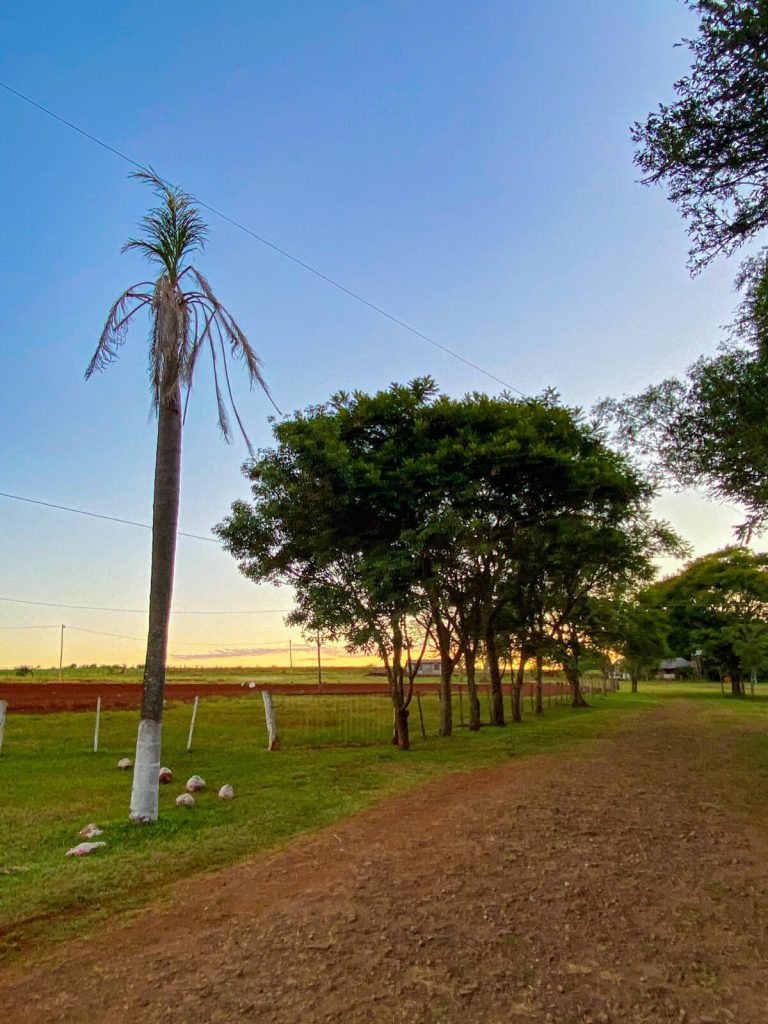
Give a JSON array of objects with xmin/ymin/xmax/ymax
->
[{"xmin": 2, "ymin": 699, "xmax": 768, "ymax": 1023}]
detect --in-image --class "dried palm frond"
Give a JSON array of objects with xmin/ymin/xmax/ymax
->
[
  {"xmin": 87, "ymin": 169, "xmax": 275, "ymax": 437},
  {"xmin": 85, "ymin": 290, "xmax": 152, "ymax": 379}
]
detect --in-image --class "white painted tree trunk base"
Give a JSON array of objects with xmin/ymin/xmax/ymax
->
[
  {"xmin": 130, "ymin": 718, "xmax": 162, "ymax": 823},
  {"xmin": 262, "ymin": 691, "xmax": 281, "ymax": 751}
]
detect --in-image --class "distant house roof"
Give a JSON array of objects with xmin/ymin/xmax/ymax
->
[{"xmin": 660, "ymin": 658, "xmax": 692, "ymax": 670}]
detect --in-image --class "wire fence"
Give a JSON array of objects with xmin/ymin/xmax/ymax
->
[{"xmin": 0, "ymin": 678, "xmax": 619, "ymax": 757}]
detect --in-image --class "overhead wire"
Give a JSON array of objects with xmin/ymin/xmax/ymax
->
[
  {"xmin": 1, "ymin": 624, "xmax": 301, "ymax": 646},
  {"xmin": 0, "ymin": 595, "xmax": 290, "ymax": 615},
  {"xmin": 0, "ymin": 78, "xmax": 525, "ymax": 397},
  {"xmin": 0, "ymin": 491, "xmax": 219, "ymax": 543}
]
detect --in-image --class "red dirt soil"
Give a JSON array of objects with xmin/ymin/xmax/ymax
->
[
  {"xmin": 1, "ymin": 700, "xmax": 767, "ymax": 1023},
  {"xmin": 0, "ymin": 680, "xmax": 570, "ymax": 713}
]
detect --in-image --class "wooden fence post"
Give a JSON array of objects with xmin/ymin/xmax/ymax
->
[
  {"xmin": 262, "ymin": 690, "xmax": 281, "ymax": 750},
  {"xmin": 416, "ymin": 692, "xmax": 427, "ymax": 739}
]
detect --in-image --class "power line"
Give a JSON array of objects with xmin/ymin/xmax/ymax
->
[
  {"xmin": 0, "ymin": 491, "xmax": 219, "ymax": 543},
  {"xmin": 66, "ymin": 626, "xmax": 141, "ymax": 641},
  {"xmin": 68, "ymin": 628, "xmax": 296, "ymax": 648},
  {"xmin": 0, "ymin": 623, "xmax": 297, "ymax": 647},
  {"xmin": 0, "ymin": 624, "xmax": 61, "ymax": 630},
  {"xmin": 0, "ymin": 79, "xmax": 524, "ymax": 397},
  {"xmin": 0, "ymin": 596, "xmax": 291, "ymax": 615}
]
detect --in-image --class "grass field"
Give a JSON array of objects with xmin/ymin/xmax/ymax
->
[
  {"xmin": 1, "ymin": 682, "xmax": 763, "ymax": 964},
  {"xmin": 0, "ymin": 663, "xmax": 593, "ymax": 686},
  {"xmin": 0, "ymin": 665, "xmax": 371, "ymax": 685}
]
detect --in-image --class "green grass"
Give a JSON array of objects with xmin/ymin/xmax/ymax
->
[
  {"xmin": 0, "ymin": 665, "xmax": 376, "ymax": 685},
  {"xmin": 0, "ymin": 685, "xmax": 660, "ymax": 960}
]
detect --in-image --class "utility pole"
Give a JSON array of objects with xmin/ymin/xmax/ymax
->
[
  {"xmin": 58, "ymin": 624, "xmax": 66, "ymax": 684},
  {"xmin": 316, "ymin": 633, "xmax": 322, "ymax": 688}
]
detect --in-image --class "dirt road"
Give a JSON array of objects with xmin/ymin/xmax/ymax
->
[{"xmin": 2, "ymin": 699, "xmax": 767, "ymax": 1023}]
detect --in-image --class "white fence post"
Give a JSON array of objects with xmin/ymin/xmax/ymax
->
[
  {"xmin": 93, "ymin": 696, "xmax": 101, "ymax": 752},
  {"xmin": 0, "ymin": 700, "xmax": 6, "ymax": 754},
  {"xmin": 187, "ymin": 696, "xmax": 200, "ymax": 752},
  {"xmin": 262, "ymin": 690, "xmax": 281, "ymax": 751}
]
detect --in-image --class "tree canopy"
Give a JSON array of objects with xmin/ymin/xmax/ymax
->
[
  {"xmin": 604, "ymin": 346, "xmax": 768, "ymax": 537},
  {"xmin": 217, "ymin": 381, "xmax": 677, "ymax": 742},
  {"xmin": 633, "ymin": 1, "xmax": 768, "ymax": 274},
  {"xmin": 612, "ymin": 3, "xmax": 768, "ymax": 537},
  {"xmin": 646, "ymin": 547, "xmax": 768, "ymax": 693}
]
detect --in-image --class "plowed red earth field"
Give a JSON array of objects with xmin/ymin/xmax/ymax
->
[{"xmin": 0, "ymin": 681, "xmax": 568, "ymax": 713}]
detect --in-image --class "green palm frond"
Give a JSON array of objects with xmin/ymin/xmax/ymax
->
[{"xmin": 122, "ymin": 169, "xmax": 207, "ymax": 284}]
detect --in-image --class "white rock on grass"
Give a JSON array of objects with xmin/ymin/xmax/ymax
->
[
  {"xmin": 176, "ymin": 793, "xmax": 195, "ymax": 807},
  {"xmin": 159, "ymin": 767, "xmax": 173, "ymax": 785},
  {"xmin": 66, "ymin": 842, "xmax": 106, "ymax": 857},
  {"xmin": 186, "ymin": 775, "xmax": 205, "ymax": 792},
  {"xmin": 218, "ymin": 784, "xmax": 234, "ymax": 801},
  {"xmin": 117, "ymin": 757, "xmax": 133, "ymax": 770},
  {"xmin": 78, "ymin": 823, "xmax": 104, "ymax": 838}
]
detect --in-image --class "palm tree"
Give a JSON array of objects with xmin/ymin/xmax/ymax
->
[{"xmin": 86, "ymin": 169, "xmax": 272, "ymax": 822}]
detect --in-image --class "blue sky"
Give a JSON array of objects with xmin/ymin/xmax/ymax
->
[{"xmin": 0, "ymin": 1, "xmax": 747, "ymax": 667}]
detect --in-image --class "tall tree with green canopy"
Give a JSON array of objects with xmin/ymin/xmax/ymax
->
[
  {"xmin": 604, "ymin": 348, "xmax": 768, "ymax": 539},
  {"xmin": 218, "ymin": 382, "xmax": 670, "ymax": 736},
  {"xmin": 615, "ymin": 595, "xmax": 670, "ymax": 694},
  {"xmin": 634, "ymin": 0, "xmax": 768, "ymax": 276},
  {"xmin": 649, "ymin": 547, "xmax": 768, "ymax": 694},
  {"xmin": 217, "ymin": 380, "xmax": 437, "ymax": 748},
  {"xmin": 87, "ymin": 170, "xmax": 272, "ymax": 821},
  {"xmin": 618, "ymin": 2, "xmax": 768, "ymax": 532},
  {"xmin": 542, "ymin": 514, "xmax": 683, "ymax": 706}
]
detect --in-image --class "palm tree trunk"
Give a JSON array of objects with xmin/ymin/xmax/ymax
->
[{"xmin": 130, "ymin": 381, "xmax": 182, "ymax": 823}]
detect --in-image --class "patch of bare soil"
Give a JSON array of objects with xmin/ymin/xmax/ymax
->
[{"xmin": 2, "ymin": 700, "xmax": 768, "ymax": 1023}]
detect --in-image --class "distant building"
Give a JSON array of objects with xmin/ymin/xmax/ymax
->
[
  {"xmin": 659, "ymin": 657, "xmax": 693, "ymax": 680},
  {"xmin": 416, "ymin": 659, "xmax": 442, "ymax": 676},
  {"xmin": 367, "ymin": 658, "xmax": 443, "ymax": 678}
]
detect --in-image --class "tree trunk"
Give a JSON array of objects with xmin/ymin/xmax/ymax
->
[
  {"xmin": 535, "ymin": 653, "xmax": 544, "ymax": 714},
  {"xmin": 439, "ymin": 658, "xmax": 454, "ymax": 736},
  {"xmin": 130, "ymin": 379, "xmax": 182, "ymax": 823},
  {"xmin": 564, "ymin": 662, "xmax": 589, "ymax": 708},
  {"xmin": 485, "ymin": 628, "xmax": 505, "ymax": 726},
  {"xmin": 512, "ymin": 650, "xmax": 527, "ymax": 723},
  {"xmin": 464, "ymin": 647, "xmax": 481, "ymax": 730},
  {"xmin": 383, "ymin": 628, "xmax": 410, "ymax": 751},
  {"xmin": 393, "ymin": 703, "xmax": 410, "ymax": 749},
  {"xmin": 631, "ymin": 670, "xmax": 639, "ymax": 694},
  {"xmin": 431, "ymin": 612, "xmax": 455, "ymax": 737}
]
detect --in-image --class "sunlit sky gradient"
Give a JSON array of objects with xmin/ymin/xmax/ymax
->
[{"xmin": 0, "ymin": 1, "xmax": 753, "ymax": 668}]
